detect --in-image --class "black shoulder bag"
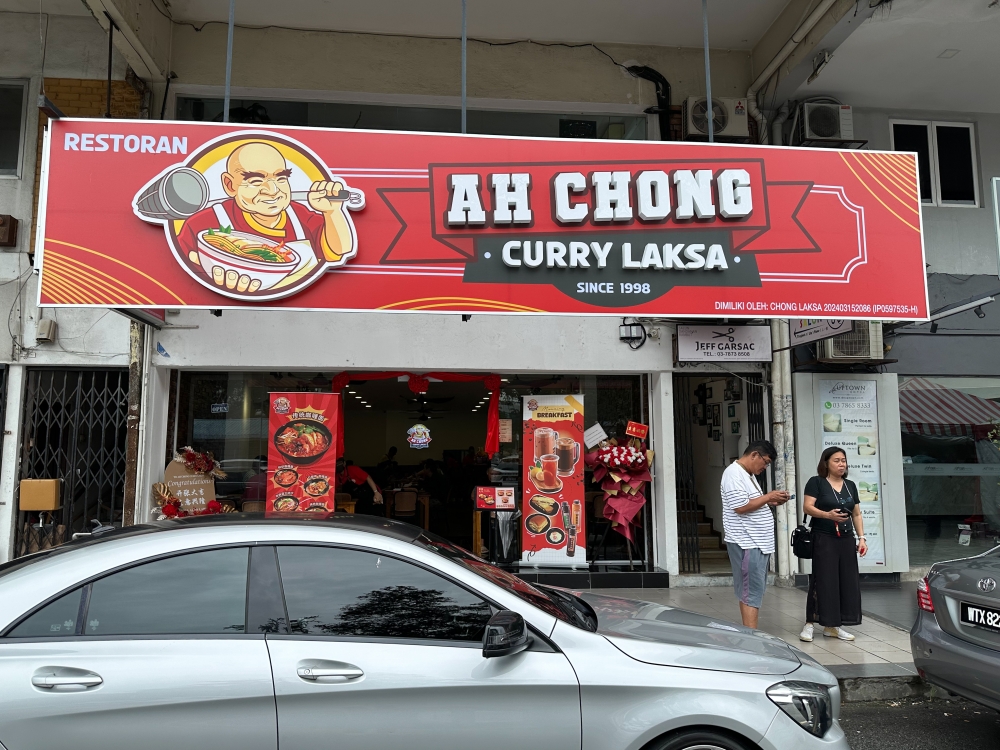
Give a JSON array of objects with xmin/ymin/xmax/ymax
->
[{"xmin": 791, "ymin": 514, "xmax": 813, "ymax": 559}]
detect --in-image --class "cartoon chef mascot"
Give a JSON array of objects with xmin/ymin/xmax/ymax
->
[{"xmin": 176, "ymin": 140, "xmax": 355, "ymax": 270}]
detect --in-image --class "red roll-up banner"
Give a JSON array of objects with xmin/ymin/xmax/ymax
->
[
  {"xmin": 38, "ymin": 119, "xmax": 927, "ymax": 319},
  {"xmin": 266, "ymin": 392, "xmax": 340, "ymax": 513}
]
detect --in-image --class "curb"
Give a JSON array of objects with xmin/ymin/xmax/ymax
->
[{"xmin": 839, "ymin": 675, "xmax": 948, "ymax": 703}]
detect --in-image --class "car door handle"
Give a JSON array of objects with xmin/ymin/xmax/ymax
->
[
  {"xmin": 32, "ymin": 671, "xmax": 103, "ymax": 689},
  {"xmin": 297, "ymin": 662, "xmax": 364, "ymax": 682}
]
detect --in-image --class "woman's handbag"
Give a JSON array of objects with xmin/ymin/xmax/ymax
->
[{"xmin": 791, "ymin": 516, "xmax": 813, "ymax": 559}]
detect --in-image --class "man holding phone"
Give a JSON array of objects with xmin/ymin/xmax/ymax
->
[{"xmin": 721, "ymin": 440, "xmax": 790, "ymax": 628}]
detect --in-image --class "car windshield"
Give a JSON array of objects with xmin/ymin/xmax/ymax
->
[{"xmin": 413, "ymin": 531, "xmax": 597, "ymax": 631}]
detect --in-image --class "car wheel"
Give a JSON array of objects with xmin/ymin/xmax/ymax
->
[{"xmin": 650, "ymin": 729, "xmax": 753, "ymax": 750}]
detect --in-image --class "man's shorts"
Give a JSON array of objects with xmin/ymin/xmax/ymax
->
[{"xmin": 727, "ymin": 542, "xmax": 770, "ymax": 608}]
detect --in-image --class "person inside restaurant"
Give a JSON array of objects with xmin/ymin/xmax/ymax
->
[{"xmin": 335, "ymin": 458, "xmax": 383, "ymax": 515}]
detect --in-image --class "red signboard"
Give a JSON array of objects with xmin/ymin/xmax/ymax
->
[
  {"xmin": 522, "ymin": 395, "xmax": 586, "ymax": 567},
  {"xmin": 475, "ymin": 486, "xmax": 517, "ymax": 511},
  {"xmin": 625, "ymin": 421, "xmax": 649, "ymax": 440},
  {"xmin": 266, "ymin": 392, "xmax": 340, "ymax": 512},
  {"xmin": 38, "ymin": 119, "xmax": 927, "ymax": 319}
]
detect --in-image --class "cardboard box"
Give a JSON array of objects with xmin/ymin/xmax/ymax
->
[{"xmin": 19, "ymin": 479, "xmax": 61, "ymax": 511}]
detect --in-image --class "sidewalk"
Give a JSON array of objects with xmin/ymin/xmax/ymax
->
[{"xmin": 600, "ymin": 585, "xmax": 917, "ymax": 680}]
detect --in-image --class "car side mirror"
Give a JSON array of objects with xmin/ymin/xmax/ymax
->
[{"xmin": 482, "ymin": 610, "xmax": 531, "ymax": 658}]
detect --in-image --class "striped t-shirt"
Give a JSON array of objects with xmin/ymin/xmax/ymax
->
[{"xmin": 721, "ymin": 461, "xmax": 775, "ymax": 553}]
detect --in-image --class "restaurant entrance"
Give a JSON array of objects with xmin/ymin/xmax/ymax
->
[{"xmin": 170, "ymin": 370, "xmax": 652, "ymax": 568}]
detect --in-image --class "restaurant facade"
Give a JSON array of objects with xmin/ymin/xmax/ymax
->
[
  {"xmin": 7, "ymin": 113, "xmax": 925, "ymax": 584},
  {"xmin": 1, "ymin": 0, "xmax": 965, "ymax": 583}
]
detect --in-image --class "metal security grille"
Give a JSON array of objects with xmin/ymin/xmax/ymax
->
[
  {"xmin": 15, "ymin": 369, "xmax": 129, "ymax": 557},
  {"xmin": 673, "ymin": 376, "xmax": 701, "ymax": 574}
]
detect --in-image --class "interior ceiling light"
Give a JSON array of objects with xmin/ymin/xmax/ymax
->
[
  {"xmin": 365, "ymin": 404, "xmax": 371, "ymax": 408},
  {"xmin": 937, "ymin": 49, "xmax": 960, "ymax": 59},
  {"xmin": 348, "ymin": 390, "xmax": 356, "ymax": 394},
  {"xmin": 500, "ymin": 378, "xmax": 509, "ymax": 382}
]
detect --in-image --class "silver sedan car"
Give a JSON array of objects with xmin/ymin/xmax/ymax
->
[
  {"xmin": 0, "ymin": 515, "xmax": 848, "ymax": 750},
  {"xmin": 911, "ymin": 545, "xmax": 1000, "ymax": 710}
]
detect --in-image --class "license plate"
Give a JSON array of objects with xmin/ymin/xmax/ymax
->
[{"xmin": 961, "ymin": 601, "xmax": 1000, "ymax": 632}]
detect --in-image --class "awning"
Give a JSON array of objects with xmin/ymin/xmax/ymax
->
[{"xmin": 898, "ymin": 377, "xmax": 1000, "ymax": 438}]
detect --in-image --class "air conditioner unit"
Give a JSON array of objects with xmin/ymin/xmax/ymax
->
[
  {"xmin": 799, "ymin": 103, "xmax": 854, "ymax": 143},
  {"xmin": 682, "ymin": 97, "xmax": 749, "ymax": 141},
  {"xmin": 817, "ymin": 321, "xmax": 883, "ymax": 361}
]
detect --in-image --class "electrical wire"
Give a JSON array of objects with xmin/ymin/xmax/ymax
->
[{"xmin": 146, "ymin": 4, "xmax": 635, "ymax": 74}]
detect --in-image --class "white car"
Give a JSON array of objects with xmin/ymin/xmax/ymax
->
[{"xmin": 0, "ymin": 515, "xmax": 848, "ymax": 750}]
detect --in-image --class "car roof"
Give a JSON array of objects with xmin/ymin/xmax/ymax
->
[{"xmin": 0, "ymin": 513, "xmax": 424, "ymax": 577}]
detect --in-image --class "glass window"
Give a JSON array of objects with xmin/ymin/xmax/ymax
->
[
  {"xmin": 890, "ymin": 123, "xmax": 933, "ymax": 203},
  {"xmin": 8, "ymin": 589, "xmax": 83, "ymax": 637},
  {"xmin": 891, "ymin": 120, "xmax": 978, "ymax": 206},
  {"xmin": 0, "ymin": 81, "xmax": 26, "ymax": 176},
  {"xmin": 935, "ymin": 125, "xmax": 976, "ymax": 204},
  {"xmin": 901, "ymin": 376, "xmax": 1000, "ymax": 566},
  {"xmin": 276, "ymin": 546, "xmax": 492, "ymax": 641},
  {"xmin": 85, "ymin": 548, "xmax": 249, "ymax": 635}
]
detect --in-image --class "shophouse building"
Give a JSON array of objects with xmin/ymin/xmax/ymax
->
[{"xmin": 0, "ymin": 0, "xmax": 994, "ymax": 586}]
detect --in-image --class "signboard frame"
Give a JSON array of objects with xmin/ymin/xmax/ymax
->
[{"xmin": 36, "ymin": 119, "xmax": 929, "ymax": 320}]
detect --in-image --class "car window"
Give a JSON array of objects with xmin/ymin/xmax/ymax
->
[
  {"xmin": 413, "ymin": 532, "xmax": 590, "ymax": 628},
  {"xmin": 85, "ymin": 548, "xmax": 249, "ymax": 635},
  {"xmin": 276, "ymin": 546, "xmax": 492, "ymax": 641},
  {"xmin": 8, "ymin": 589, "xmax": 84, "ymax": 637}
]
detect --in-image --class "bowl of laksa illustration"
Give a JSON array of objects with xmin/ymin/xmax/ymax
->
[
  {"xmin": 273, "ymin": 419, "xmax": 333, "ymax": 466},
  {"xmin": 196, "ymin": 228, "xmax": 299, "ymax": 294}
]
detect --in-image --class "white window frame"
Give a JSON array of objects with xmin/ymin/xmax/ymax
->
[
  {"xmin": 0, "ymin": 78, "xmax": 30, "ymax": 180},
  {"xmin": 889, "ymin": 118, "xmax": 979, "ymax": 208}
]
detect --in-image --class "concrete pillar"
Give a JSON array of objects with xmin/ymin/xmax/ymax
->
[
  {"xmin": 0, "ymin": 365, "xmax": 26, "ymax": 562},
  {"xmin": 650, "ymin": 371, "xmax": 678, "ymax": 575},
  {"xmin": 136, "ymin": 364, "xmax": 171, "ymax": 523}
]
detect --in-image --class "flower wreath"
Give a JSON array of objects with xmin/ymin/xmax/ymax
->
[{"xmin": 584, "ymin": 437, "xmax": 653, "ymax": 543}]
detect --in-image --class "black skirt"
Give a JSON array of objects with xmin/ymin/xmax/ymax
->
[{"xmin": 806, "ymin": 532, "xmax": 862, "ymax": 628}]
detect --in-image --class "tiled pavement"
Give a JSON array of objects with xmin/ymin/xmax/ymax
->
[{"xmin": 599, "ymin": 585, "xmax": 917, "ymax": 679}]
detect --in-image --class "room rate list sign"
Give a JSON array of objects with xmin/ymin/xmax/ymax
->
[{"xmin": 820, "ymin": 379, "xmax": 885, "ymax": 565}]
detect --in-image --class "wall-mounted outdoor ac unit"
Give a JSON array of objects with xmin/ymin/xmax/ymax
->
[
  {"xmin": 817, "ymin": 321, "xmax": 883, "ymax": 361},
  {"xmin": 682, "ymin": 97, "xmax": 749, "ymax": 140},
  {"xmin": 798, "ymin": 103, "xmax": 854, "ymax": 143}
]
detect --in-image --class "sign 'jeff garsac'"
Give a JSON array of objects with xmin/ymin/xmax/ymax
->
[
  {"xmin": 677, "ymin": 325, "xmax": 773, "ymax": 362},
  {"xmin": 37, "ymin": 120, "xmax": 929, "ymax": 319}
]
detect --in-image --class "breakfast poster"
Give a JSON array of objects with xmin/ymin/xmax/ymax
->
[
  {"xmin": 819, "ymin": 379, "xmax": 885, "ymax": 565},
  {"xmin": 267, "ymin": 392, "xmax": 340, "ymax": 513},
  {"xmin": 521, "ymin": 395, "xmax": 586, "ymax": 567}
]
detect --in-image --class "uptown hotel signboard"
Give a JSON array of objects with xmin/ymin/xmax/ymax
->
[{"xmin": 35, "ymin": 119, "xmax": 928, "ymax": 319}]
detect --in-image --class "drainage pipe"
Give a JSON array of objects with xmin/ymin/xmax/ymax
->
[
  {"xmin": 778, "ymin": 319, "xmax": 798, "ymax": 578},
  {"xmin": 771, "ymin": 101, "xmax": 790, "ymax": 147},
  {"xmin": 769, "ymin": 320, "xmax": 789, "ymax": 578},
  {"xmin": 747, "ymin": 0, "xmax": 838, "ymax": 143}
]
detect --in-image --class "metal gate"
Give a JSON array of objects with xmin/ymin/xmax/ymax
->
[
  {"xmin": 14, "ymin": 369, "xmax": 129, "ymax": 557},
  {"xmin": 673, "ymin": 376, "xmax": 701, "ymax": 573}
]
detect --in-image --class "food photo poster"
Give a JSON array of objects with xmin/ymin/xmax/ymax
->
[
  {"xmin": 521, "ymin": 394, "xmax": 586, "ymax": 567},
  {"xmin": 267, "ymin": 392, "xmax": 340, "ymax": 512}
]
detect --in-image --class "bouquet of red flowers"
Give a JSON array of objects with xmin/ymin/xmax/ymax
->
[
  {"xmin": 175, "ymin": 447, "xmax": 227, "ymax": 479},
  {"xmin": 585, "ymin": 438, "xmax": 653, "ymax": 543}
]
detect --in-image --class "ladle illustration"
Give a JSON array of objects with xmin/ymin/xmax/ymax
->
[{"xmin": 135, "ymin": 166, "xmax": 364, "ymax": 221}]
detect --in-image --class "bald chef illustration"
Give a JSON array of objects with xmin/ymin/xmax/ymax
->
[{"xmin": 176, "ymin": 140, "xmax": 354, "ymax": 267}]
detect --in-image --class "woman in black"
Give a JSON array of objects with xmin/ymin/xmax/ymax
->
[{"xmin": 799, "ymin": 446, "xmax": 868, "ymax": 643}]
